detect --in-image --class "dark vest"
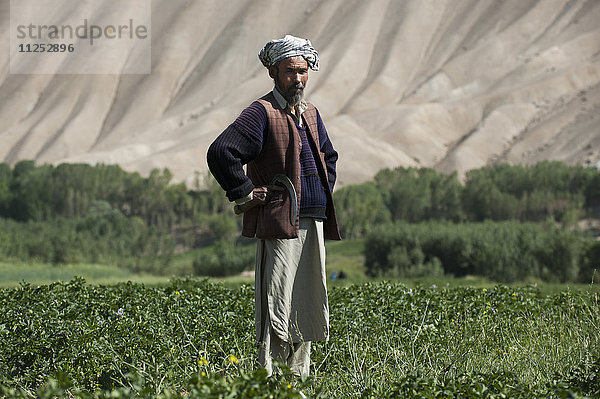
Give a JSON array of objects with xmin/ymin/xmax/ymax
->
[{"xmin": 241, "ymin": 92, "xmax": 341, "ymax": 240}]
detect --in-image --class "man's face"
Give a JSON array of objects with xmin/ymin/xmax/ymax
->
[{"xmin": 269, "ymin": 56, "xmax": 309, "ymax": 106}]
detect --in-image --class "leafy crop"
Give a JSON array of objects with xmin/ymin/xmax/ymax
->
[{"xmin": 1, "ymin": 278, "xmax": 599, "ymax": 398}]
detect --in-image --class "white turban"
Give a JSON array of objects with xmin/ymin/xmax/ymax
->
[{"xmin": 258, "ymin": 35, "xmax": 319, "ymax": 71}]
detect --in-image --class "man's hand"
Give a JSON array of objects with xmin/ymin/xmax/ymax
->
[{"xmin": 233, "ymin": 185, "xmax": 284, "ymax": 214}]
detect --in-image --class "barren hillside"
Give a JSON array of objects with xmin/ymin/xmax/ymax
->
[{"xmin": 1, "ymin": 0, "xmax": 599, "ymax": 187}]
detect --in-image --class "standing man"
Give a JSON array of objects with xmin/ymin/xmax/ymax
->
[{"xmin": 207, "ymin": 34, "xmax": 341, "ymax": 377}]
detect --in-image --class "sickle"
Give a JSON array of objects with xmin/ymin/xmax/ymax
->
[{"xmin": 272, "ymin": 174, "xmax": 297, "ymax": 226}]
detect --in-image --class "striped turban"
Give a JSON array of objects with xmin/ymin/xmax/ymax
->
[{"xmin": 258, "ymin": 35, "xmax": 320, "ymax": 71}]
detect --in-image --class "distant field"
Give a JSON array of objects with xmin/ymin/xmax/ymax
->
[
  {"xmin": 0, "ymin": 262, "xmax": 169, "ymax": 288},
  {"xmin": 1, "ymin": 238, "xmax": 599, "ymax": 296}
]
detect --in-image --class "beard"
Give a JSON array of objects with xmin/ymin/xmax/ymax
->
[
  {"xmin": 287, "ymin": 85, "xmax": 304, "ymax": 106},
  {"xmin": 281, "ymin": 83, "xmax": 305, "ymax": 107}
]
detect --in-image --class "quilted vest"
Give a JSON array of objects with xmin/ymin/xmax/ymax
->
[{"xmin": 241, "ymin": 92, "xmax": 341, "ymax": 240}]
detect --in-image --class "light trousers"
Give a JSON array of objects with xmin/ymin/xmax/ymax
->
[
  {"xmin": 255, "ymin": 218, "xmax": 328, "ymax": 377},
  {"xmin": 257, "ymin": 312, "xmax": 311, "ymax": 377}
]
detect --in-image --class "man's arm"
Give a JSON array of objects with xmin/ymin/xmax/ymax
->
[
  {"xmin": 206, "ymin": 102, "xmax": 267, "ymax": 202},
  {"xmin": 316, "ymin": 109, "xmax": 338, "ymax": 192}
]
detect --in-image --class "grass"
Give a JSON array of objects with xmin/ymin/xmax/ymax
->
[
  {"xmin": 325, "ymin": 238, "xmax": 367, "ymax": 281},
  {"xmin": 0, "ymin": 261, "xmax": 169, "ymax": 288},
  {"xmin": 2, "ymin": 238, "xmax": 599, "ymax": 297}
]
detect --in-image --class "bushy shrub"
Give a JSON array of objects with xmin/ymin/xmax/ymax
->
[
  {"xmin": 0, "ymin": 208, "xmax": 175, "ymax": 272},
  {"xmin": 579, "ymin": 240, "xmax": 600, "ymax": 284},
  {"xmin": 365, "ymin": 221, "xmax": 593, "ymax": 282},
  {"xmin": 333, "ymin": 182, "xmax": 391, "ymax": 238},
  {"xmin": 193, "ymin": 241, "xmax": 254, "ymax": 277}
]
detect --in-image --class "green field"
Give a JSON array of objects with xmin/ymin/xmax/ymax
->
[
  {"xmin": 0, "ymin": 262, "xmax": 169, "ymax": 288},
  {"xmin": 1, "ymin": 275, "xmax": 599, "ymax": 398},
  {"xmin": 2, "ymin": 157, "xmax": 599, "ymax": 396},
  {"xmin": 1, "ymin": 239, "xmax": 599, "ymax": 397}
]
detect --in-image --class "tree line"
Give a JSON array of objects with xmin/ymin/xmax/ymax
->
[
  {"xmin": 0, "ymin": 161, "xmax": 242, "ymax": 273},
  {"xmin": 333, "ymin": 161, "xmax": 600, "ymax": 282},
  {"xmin": 0, "ymin": 160, "xmax": 229, "ymax": 228},
  {"xmin": 364, "ymin": 220, "xmax": 598, "ymax": 283},
  {"xmin": 1, "ymin": 160, "xmax": 599, "ymax": 281},
  {"xmin": 333, "ymin": 161, "xmax": 600, "ymax": 239}
]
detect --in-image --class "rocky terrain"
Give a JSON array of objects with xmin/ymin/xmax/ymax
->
[{"xmin": 1, "ymin": 0, "xmax": 599, "ymax": 187}]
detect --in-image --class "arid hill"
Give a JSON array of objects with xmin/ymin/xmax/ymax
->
[{"xmin": 1, "ymin": 0, "xmax": 599, "ymax": 187}]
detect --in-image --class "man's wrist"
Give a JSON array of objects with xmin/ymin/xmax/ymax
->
[{"xmin": 234, "ymin": 191, "xmax": 254, "ymax": 205}]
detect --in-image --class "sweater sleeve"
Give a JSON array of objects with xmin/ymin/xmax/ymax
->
[
  {"xmin": 316, "ymin": 109, "xmax": 338, "ymax": 192},
  {"xmin": 207, "ymin": 101, "xmax": 267, "ymax": 201}
]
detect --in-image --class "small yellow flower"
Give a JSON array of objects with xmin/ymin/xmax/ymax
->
[
  {"xmin": 198, "ymin": 357, "xmax": 208, "ymax": 365},
  {"xmin": 512, "ymin": 292, "xmax": 517, "ymax": 296},
  {"xmin": 287, "ymin": 384, "xmax": 292, "ymax": 389},
  {"xmin": 201, "ymin": 371, "xmax": 206, "ymax": 377},
  {"xmin": 483, "ymin": 288, "xmax": 487, "ymax": 292},
  {"xmin": 175, "ymin": 291, "xmax": 180, "ymax": 295},
  {"xmin": 228, "ymin": 354, "xmax": 239, "ymax": 364}
]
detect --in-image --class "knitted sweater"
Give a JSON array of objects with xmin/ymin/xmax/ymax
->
[
  {"xmin": 295, "ymin": 121, "xmax": 327, "ymax": 218},
  {"xmin": 207, "ymin": 100, "xmax": 337, "ymax": 218}
]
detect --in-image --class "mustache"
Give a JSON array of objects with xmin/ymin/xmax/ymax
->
[{"xmin": 290, "ymin": 83, "xmax": 304, "ymax": 90}]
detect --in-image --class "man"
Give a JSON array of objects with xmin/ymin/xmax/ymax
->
[{"xmin": 206, "ymin": 34, "xmax": 341, "ymax": 377}]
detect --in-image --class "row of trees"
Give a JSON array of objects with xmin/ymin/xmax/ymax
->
[
  {"xmin": 364, "ymin": 221, "xmax": 599, "ymax": 283},
  {"xmin": 0, "ymin": 201, "xmax": 175, "ymax": 273},
  {"xmin": 5, "ymin": 160, "xmax": 598, "ymax": 242},
  {"xmin": 0, "ymin": 161, "xmax": 242, "ymax": 273},
  {"xmin": 2, "ymin": 160, "xmax": 599, "ymax": 280},
  {"xmin": 0, "ymin": 161, "xmax": 231, "ymax": 229},
  {"xmin": 334, "ymin": 162, "xmax": 600, "ymax": 238}
]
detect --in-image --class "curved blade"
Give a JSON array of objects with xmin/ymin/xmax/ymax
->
[{"xmin": 272, "ymin": 174, "xmax": 297, "ymax": 225}]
